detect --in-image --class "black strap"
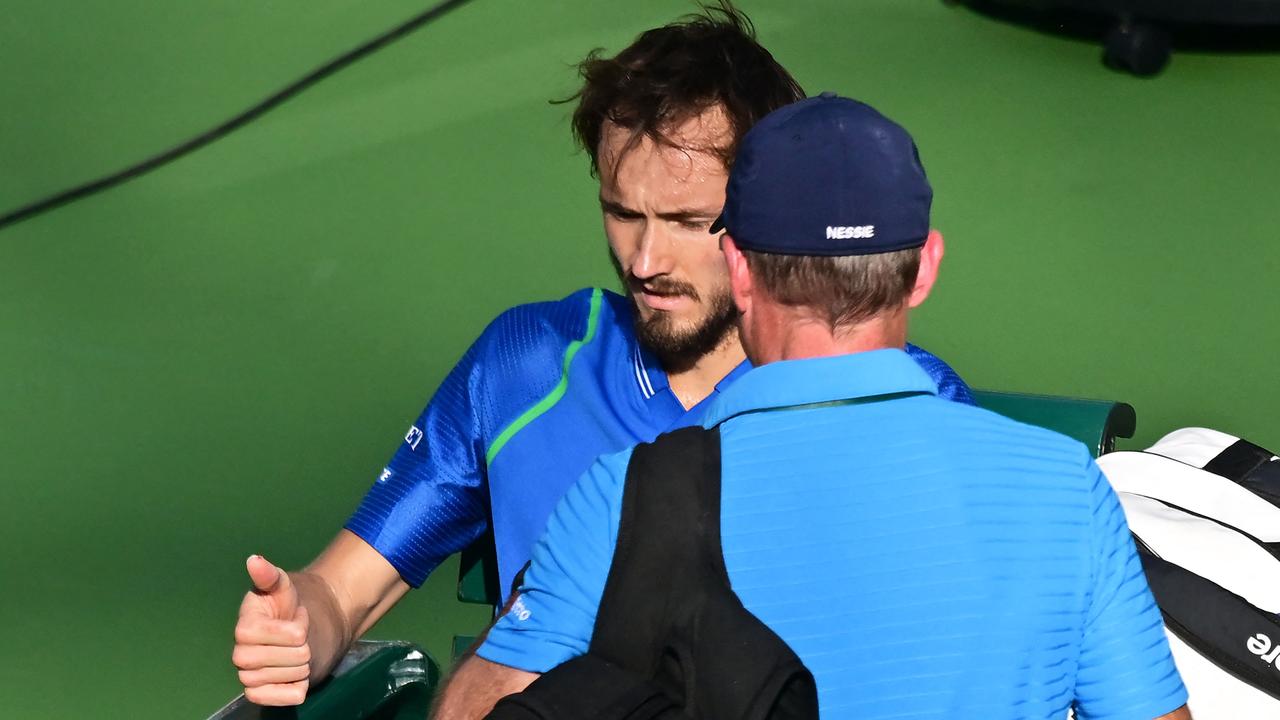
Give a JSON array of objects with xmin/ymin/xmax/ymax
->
[
  {"xmin": 590, "ymin": 426, "xmax": 729, "ymax": 692},
  {"xmin": 485, "ymin": 655, "xmax": 685, "ymax": 720},
  {"xmin": 1203, "ymin": 439, "xmax": 1280, "ymax": 508},
  {"xmin": 486, "ymin": 426, "xmax": 816, "ymax": 720},
  {"xmin": 1136, "ymin": 543, "xmax": 1280, "ymax": 700},
  {"xmin": 590, "ymin": 426, "xmax": 818, "ymax": 720}
]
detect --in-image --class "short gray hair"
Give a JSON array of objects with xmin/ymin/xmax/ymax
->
[{"xmin": 742, "ymin": 248, "xmax": 921, "ymax": 329}]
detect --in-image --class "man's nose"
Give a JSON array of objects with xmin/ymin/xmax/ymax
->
[{"xmin": 630, "ymin": 223, "xmax": 675, "ymax": 280}]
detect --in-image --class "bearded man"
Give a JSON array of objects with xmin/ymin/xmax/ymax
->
[{"xmin": 229, "ymin": 4, "xmax": 971, "ymax": 706}]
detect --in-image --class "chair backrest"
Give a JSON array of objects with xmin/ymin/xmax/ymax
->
[
  {"xmin": 208, "ymin": 641, "xmax": 439, "ymax": 720},
  {"xmin": 970, "ymin": 390, "xmax": 1135, "ymax": 458}
]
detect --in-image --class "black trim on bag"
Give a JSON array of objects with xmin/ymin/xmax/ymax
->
[
  {"xmin": 1203, "ymin": 439, "xmax": 1280, "ymax": 509},
  {"xmin": 1126, "ymin": 492, "xmax": 1280, "ymax": 562},
  {"xmin": 1136, "ymin": 545, "xmax": 1280, "ymax": 701}
]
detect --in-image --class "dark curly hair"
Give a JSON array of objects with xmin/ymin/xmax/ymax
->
[{"xmin": 562, "ymin": 1, "xmax": 805, "ymax": 175}]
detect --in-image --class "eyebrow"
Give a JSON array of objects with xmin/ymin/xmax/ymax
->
[{"xmin": 599, "ymin": 197, "xmax": 721, "ymax": 223}]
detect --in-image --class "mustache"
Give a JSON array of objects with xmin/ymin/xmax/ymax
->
[{"xmin": 626, "ymin": 274, "xmax": 701, "ymax": 303}]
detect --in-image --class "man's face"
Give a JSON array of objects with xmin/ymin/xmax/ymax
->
[{"xmin": 596, "ymin": 110, "xmax": 737, "ymax": 369}]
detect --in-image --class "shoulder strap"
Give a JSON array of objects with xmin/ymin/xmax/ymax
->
[
  {"xmin": 490, "ymin": 425, "xmax": 816, "ymax": 720},
  {"xmin": 483, "ymin": 426, "xmax": 714, "ymax": 720},
  {"xmin": 589, "ymin": 426, "xmax": 818, "ymax": 720},
  {"xmin": 590, "ymin": 425, "xmax": 726, "ymax": 677}
]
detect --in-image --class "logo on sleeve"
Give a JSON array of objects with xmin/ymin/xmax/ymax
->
[
  {"xmin": 405, "ymin": 425, "xmax": 424, "ymax": 450},
  {"xmin": 510, "ymin": 596, "xmax": 532, "ymax": 622},
  {"xmin": 378, "ymin": 468, "xmax": 392, "ymax": 483}
]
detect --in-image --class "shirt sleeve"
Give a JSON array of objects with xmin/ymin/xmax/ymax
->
[
  {"xmin": 477, "ymin": 447, "xmax": 631, "ymax": 672},
  {"xmin": 343, "ymin": 290, "xmax": 597, "ymax": 589},
  {"xmin": 1073, "ymin": 459, "xmax": 1188, "ymax": 720},
  {"xmin": 343, "ymin": 337, "xmax": 494, "ymax": 588},
  {"xmin": 904, "ymin": 342, "xmax": 974, "ymax": 405}
]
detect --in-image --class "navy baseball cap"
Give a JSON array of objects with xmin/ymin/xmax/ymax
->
[{"xmin": 710, "ymin": 92, "xmax": 932, "ymax": 256}]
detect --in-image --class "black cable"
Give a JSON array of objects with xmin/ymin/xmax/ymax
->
[{"xmin": 0, "ymin": 0, "xmax": 476, "ymax": 232}]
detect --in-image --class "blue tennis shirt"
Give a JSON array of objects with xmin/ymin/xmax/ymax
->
[
  {"xmin": 479, "ymin": 349, "xmax": 1187, "ymax": 719},
  {"xmin": 346, "ymin": 288, "xmax": 973, "ymax": 596}
]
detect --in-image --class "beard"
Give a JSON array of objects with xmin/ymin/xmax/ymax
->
[
  {"xmin": 633, "ymin": 286, "xmax": 738, "ymax": 373},
  {"xmin": 612, "ymin": 256, "xmax": 739, "ymax": 373}
]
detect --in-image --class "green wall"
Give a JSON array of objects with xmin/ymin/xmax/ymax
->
[{"xmin": 2, "ymin": 1, "xmax": 1277, "ymax": 716}]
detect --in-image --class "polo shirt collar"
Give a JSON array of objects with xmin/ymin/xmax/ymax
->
[
  {"xmin": 633, "ymin": 338, "xmax": 753, "ymax": 405},
  {"xmin": 701, "ymin": 348, "xmax": 938, "ymax": 428},
  {"xmin": 716, "ymin": 356, "xmax": 753, "ymax": 391},
  {"xmin": 632, "ymin": 342, "xmax": 664, "ymax": 400}
]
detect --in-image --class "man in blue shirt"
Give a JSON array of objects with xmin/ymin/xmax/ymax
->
[
  {"xmin": 231, "ymin": 7, "xmax": 970, "ymax": 707},
  {"xmin": 435, "ymin": 96, "xmax": 1190, "ymax": 719}
]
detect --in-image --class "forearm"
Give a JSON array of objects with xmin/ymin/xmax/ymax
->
[
  {"xmin": 290, "ymin": 570, "xmax": 354, "ymax": 682},
  {"xmin": 432, "ymin": 656, "xmax": 538, "ymax": 720},
  {"xmin": 295, "ymin": 530, "xmax": 414, "ymax": 682}
]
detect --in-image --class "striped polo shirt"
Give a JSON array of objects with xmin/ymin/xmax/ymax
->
[{"xmin": 480, "ymin": 349, "xmax": 1187, "ymax": 718}]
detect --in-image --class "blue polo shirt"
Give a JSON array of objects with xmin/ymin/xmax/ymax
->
[
  {"xmin": 479, "ymin": 349, "xmax": 1187, "ymax": 719},
  {"xmin": 345, "ymin": 288, "xmax": 973, "ymax": 597}
]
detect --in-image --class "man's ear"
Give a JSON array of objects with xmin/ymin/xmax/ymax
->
[
  {"xmin": 907, "ymin": 229, "xmax": 944, "ymax": 309},
  {"xmin": 721, "ymin": 234, "xmax": 753, "ymax": 315}
]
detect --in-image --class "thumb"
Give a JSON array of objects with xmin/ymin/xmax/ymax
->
[{"xmin": 246, "ymin": 555, "xmax": 298, "ymax": 617}]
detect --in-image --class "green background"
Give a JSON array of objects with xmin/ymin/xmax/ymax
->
[{"xmin": 2, "ymin": 1, "xmax": 1277, "ymax": 716}]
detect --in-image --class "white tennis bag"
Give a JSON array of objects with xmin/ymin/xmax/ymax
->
[{"xmin": 1098, "ymin": 428, "xmax": 1280, "ymax": 718}]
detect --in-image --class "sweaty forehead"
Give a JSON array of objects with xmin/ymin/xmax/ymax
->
[{"xmin": 597, "ymin": 112, "xmax": 732, "ymax": 206}]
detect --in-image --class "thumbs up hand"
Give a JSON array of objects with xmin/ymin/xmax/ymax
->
[{"xmin": 233, "ymin": 555, "xmax": 312, "ymax": 706}]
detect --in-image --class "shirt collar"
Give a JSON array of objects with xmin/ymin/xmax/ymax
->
[
  {"xmin": 715, "ymin": 358, "xmax": 753, "ymax": 392},
  {"xmin": 633, "ymin": 339, "xmax": 754, "ymax": 403},
  {"xmin": 701, "ymin": 348, "xmax": 938, "ymax": 428},
  {"xmin": 632, "ymin": 342, "xmax": 665, "ymax": 399}
]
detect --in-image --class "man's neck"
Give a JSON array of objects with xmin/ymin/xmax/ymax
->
[
  {"xmin": 751, "ymin": 309, "xmax": 908, "ymax": 365},
  {"xmin": 664, "ymin": 334, "xmax": 746, "ymax": 411}
]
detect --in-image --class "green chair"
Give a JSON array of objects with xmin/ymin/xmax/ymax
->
[
  {"xmin": 969, "ymin": 390, "xmax": 1136, "ymax": 458},
  {"xmin": 452, "ymin": 532, "xmax": 500, "ymax": 661},
  {"xmin": 209, "ymin": 641, "xmax": 439, "ymax": 720},
  {"xmin": 216, "ymin": 391, "xmax": 1137, "ymax": 717}
]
